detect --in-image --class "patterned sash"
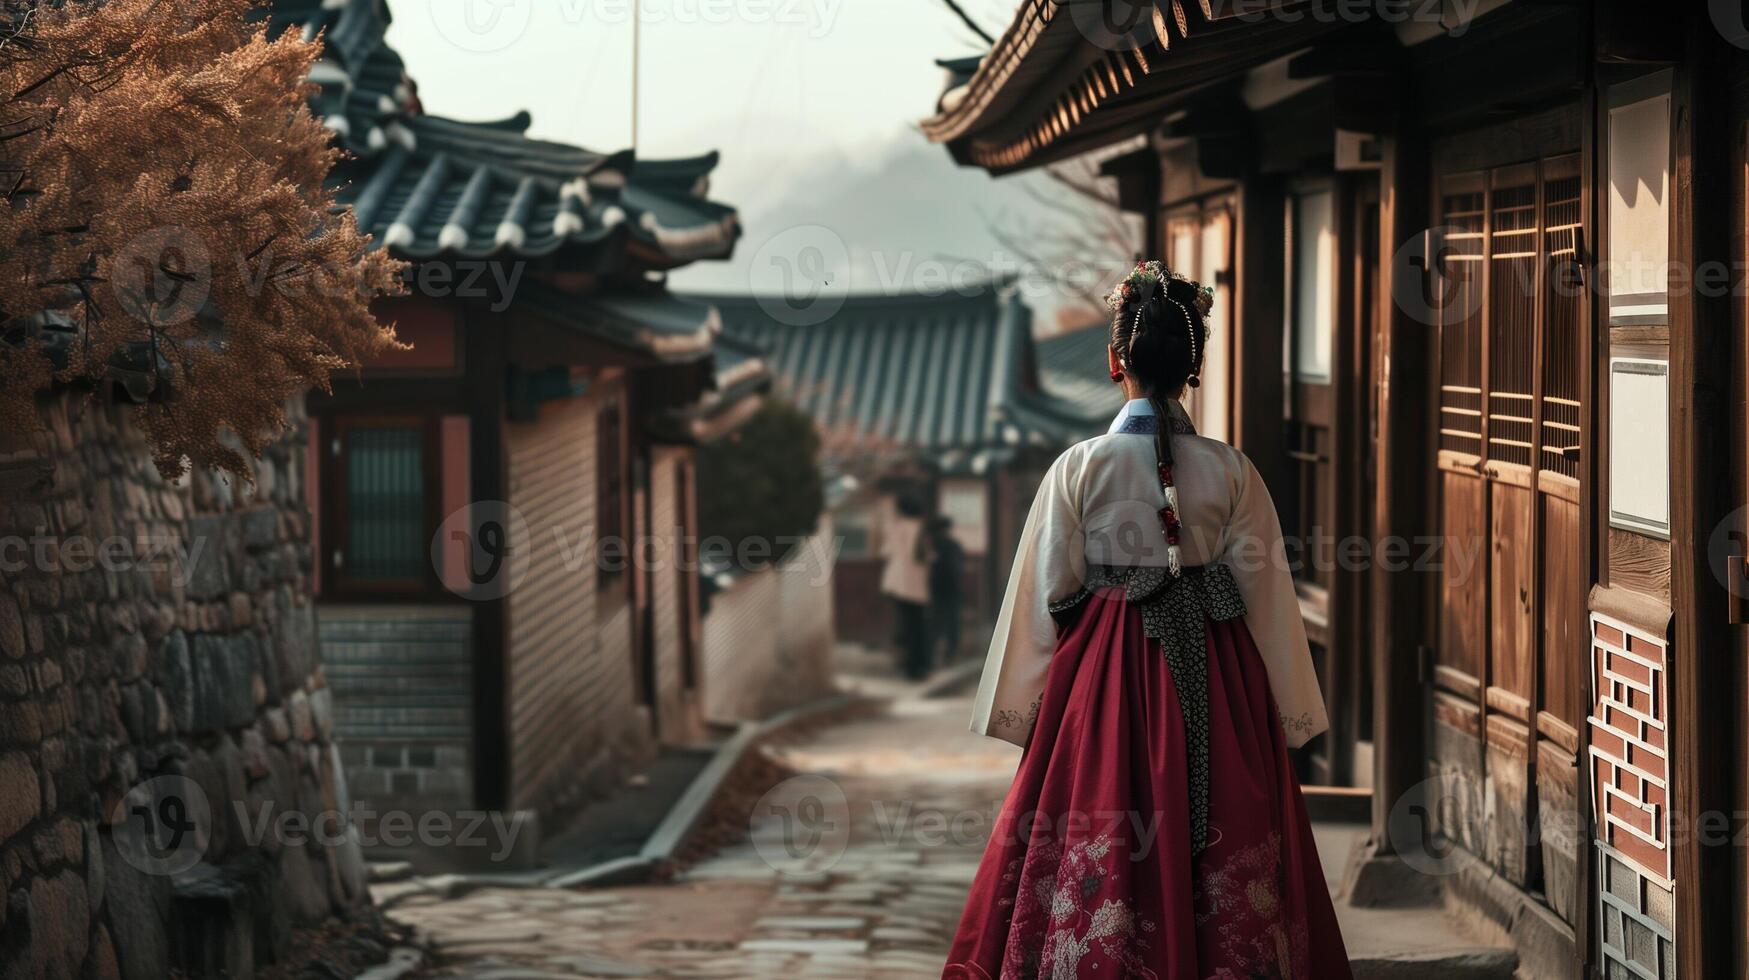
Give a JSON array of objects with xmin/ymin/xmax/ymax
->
[{"xmin": 1048, "ymin": 563, "xmax": 1246, "ymax": 857}]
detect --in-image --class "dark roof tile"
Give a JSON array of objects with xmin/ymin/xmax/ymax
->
[
  {"xmin": 1037, "ymin": 320, "xmax": 1126, "ymax": 420},
  {"xmin": 266, "ymin": 0, "xmax": 739, "ymax": 264},
  {"xmin": 693, "ymin": 286, "xmax": 1106, "ymax": 464}
]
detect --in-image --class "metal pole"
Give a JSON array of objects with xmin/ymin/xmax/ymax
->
[{"xmin": 630, "ymin": 6, "xmax": 640, "ymax": 150}]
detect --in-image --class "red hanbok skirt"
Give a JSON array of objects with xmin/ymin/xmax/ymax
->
[{"xmin": 944, "ymin": 589, "xmax": 1352, "ymax": 979}]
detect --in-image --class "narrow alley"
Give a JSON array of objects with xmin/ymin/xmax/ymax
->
[
  {"xmin": 367, "ymin": 650, "xmax": 1515, "ymax": 980},
  {"xmin": 381, "ymin": 655, "xmax": 1017, "ymax": 979}
]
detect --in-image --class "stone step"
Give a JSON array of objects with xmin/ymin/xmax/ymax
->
[
  {"xmin": 1351, "ymin": 948, "xmax": 1519, "ymax": 980},
  {"xmin": 1315, "ymin": 822, "xmax": 1518, "ymax": 980}
]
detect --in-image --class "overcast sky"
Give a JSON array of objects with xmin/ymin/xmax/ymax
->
[{"xmin": 386, "ymin": 1, "xmax": 1013, "ymax": 213}]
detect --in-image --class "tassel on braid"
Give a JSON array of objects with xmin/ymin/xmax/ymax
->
[{"xmin": 1150, "ymin": 392, "xmax": 1183, "ymax": 576}]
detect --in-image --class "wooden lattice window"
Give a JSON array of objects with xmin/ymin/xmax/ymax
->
[
  {"xmin": 324, "ymin": 414, "xmax": 440, "ymax": 594},
  {"xmin": 1437, "ymin": 176, "xmax": 1485, "ymax": 456},
  {"xmin": 1487, "ymin": 163, "xmax": 1538, "ymax": 468},
  {"xmin": 1437, "ymin": 158, "xmax": 1585, "ymax": 479},
  {"xmin": 1540, "ymin": 155, "xmax": 1584, "ymax": 480}
]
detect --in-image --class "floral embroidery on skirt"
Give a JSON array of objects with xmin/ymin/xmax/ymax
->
[{"xmin": 943, "ymin": 584, "xmax": 1351, "ymax": 980}]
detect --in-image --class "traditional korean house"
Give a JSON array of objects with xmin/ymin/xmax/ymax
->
[
  {"xmin": 266, "ymin": 0, "xmax": 745, "ymax": 838},
  {"xmin": 697, "ymin": 285, "xmax": 1107, "ymax": 647},
  {"xmin": 922, "ymin": 3, "xmax": 1749, "ymax": 976}
]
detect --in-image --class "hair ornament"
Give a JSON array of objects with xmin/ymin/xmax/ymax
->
[
  {"xmin": 1102, "ymin": 259, "xmax": 1214, "ymax": 325},
  {"xmin": 1193, "ymin": 283, "xmax": 1214, "ymax": 318},
  {"xmin": 1103, "ymin": 259, "xmax": 1168, "ymax": 313}
]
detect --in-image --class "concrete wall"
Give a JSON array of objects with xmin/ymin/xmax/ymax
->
[
  {"xmin": 701, "ymin": 519, "xmax": 836, "ymax": 723},
  {"xmin": 0, "ymin": 394, "xmax": 365, "ymax": 980}
]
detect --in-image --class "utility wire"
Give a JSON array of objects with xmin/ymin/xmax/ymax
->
[{"xmin": 937, "ymin": 0, "xmax": 995, "ymax": 46}]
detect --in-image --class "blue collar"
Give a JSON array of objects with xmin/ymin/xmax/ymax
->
[
  {"xmin": 1108, "ymin": 398, "xmax": 1195, "ymax": 436},
  {"xmin": 1107, "ymin": 398, "xmax": 1153, "ymax": 435}
]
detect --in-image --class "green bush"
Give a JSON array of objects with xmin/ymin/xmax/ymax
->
[{"xmin": 697, "ymin": 399, "xmax": 825, "ymax": 567}]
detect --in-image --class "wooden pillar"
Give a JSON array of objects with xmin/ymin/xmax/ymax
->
[
  {"xmin": 465, "ymin": 315, "xmax": 510, "ymax": 810},
  {"xmin": 1367, "ymin": 132, "xmax": 1432, "ymax": 848},
  {"xmin": 1730, "ymin": 56, "xmax": 1749, "ymax": 980},
  {"xmin": 1667, "ymin": 20, "xmax": 1735, "ymax": 978},
  {"xmin": 1233, "ymin": 172, "xmax": 1287, "ymax": 493}
]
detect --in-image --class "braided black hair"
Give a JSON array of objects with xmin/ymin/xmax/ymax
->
[{"xmin": 1107, "ymin": 262, "xmax": 1211, "ymax": 575}]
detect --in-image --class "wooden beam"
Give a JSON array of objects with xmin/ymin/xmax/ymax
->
[
  {"xmin": 1099, "ymin": 144, "xmax": 1162, "ymax": 216},
  {"xmin": 1594, "ymin": 0, "xmax": 1682, "ymax": 64},
  {"xmin": 1287, "ymin": 38, "xmax": 1404, "ymax": 80},
  {"xmin": 1730, "ymin": 63, "xmax": 1749, "ymax": 980},
  {"xmin": 1667, "ymin": 20, "xmax": 1736, "ymax": 979},
  {"xmin": 464, "ymin": 313, "xmax": 511, "ymax": 810},
  {"xmin": 1369, "ymin": 131, "xmax": 1433, "ymax": 846},
  {"xmin": 1329, "ymin": 171, "xmax": 1383, "ymax": 787},
  {"xmin": 1233, "ymin": 172, "xmax": 1287, "ymax": 494}
]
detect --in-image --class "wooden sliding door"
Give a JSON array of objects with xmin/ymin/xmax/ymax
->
[{"xmin": 1430, "ymin": 149, "xmax": 1587, "ymax": 921}]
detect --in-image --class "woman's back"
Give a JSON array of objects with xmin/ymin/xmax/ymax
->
[
  {"xmin": 1067, "ymin": 425, "xmax": 1251, "ymax": 570},
  {"xmin": 969, "ymin": 398, "xmax": 1328, "ymax": 751},
  {"xmin": 948, "ymin": 261, "xmax": 1351, "ymax": 980}
]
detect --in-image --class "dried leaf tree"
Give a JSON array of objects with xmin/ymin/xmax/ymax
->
[{"xmin": 0, "ymin": 0, "xmax": 405, "ymax": 478}]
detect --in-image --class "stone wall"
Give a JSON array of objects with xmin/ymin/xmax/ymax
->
[{"xmin": 0, "ymin": 394, "xmax": 366, "ymax": 980}]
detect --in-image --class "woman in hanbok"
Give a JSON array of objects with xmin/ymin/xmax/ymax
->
[{"xmin": 943, "ymin": 262, "xmax": 1352, "ymax": 979}]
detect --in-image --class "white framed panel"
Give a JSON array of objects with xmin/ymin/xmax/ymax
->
[
  {"xmin": 1606, "ymin": 72, "xmax": 1672, "ymax": 326},
  {"xmin": 1607, "ymin": 358, "xmax": 1670, "ymax": 538},
  {"xmin": 1286, "ymin": 188, "xmax": 1335, "ymax": 382},
  {"xmin": 1197, "ymin": 210, "xmax": 1232, "ymax": 443}
]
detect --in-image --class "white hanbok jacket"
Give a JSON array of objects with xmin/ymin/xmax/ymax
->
[{"xmin": 971, "ymin": 398, "xmax": 1329, "ymax": 749}]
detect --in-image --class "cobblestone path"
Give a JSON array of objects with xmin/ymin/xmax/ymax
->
[{"xmin": 391, "ymin": 674, "xmax": 1018, "ymax": 979}]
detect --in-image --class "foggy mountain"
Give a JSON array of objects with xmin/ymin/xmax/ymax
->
[{"xmin": 670, "ymin": 129, "xmax": 1112, "ymax": 331}]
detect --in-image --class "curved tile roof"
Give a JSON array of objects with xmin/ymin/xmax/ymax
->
[
  {"xmin": 1037, "ymin": 320, "xmax": 1126, "ymax": 420},
  {"xmin": 340, "ymin": 116, "xmax": 632, "ymax": 260},
  {"xmin": 919, "ymin": 0, "xmax": 1339, "ymax": 172},
  {"xmin": 694, "ymin": 286, "xmax": 1106, "ymax": 464},
  {"xmin": 264, "ymin": 0, "xmax": 739, "ymax": 264},
  {"xmin": 520, "ymin": 283, "xmax": 720, "ymax": 363}
]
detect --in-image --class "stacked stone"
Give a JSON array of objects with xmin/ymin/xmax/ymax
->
[{"xmin": 0, "ymin": 394, "xmax": 367, "ymax": 980}]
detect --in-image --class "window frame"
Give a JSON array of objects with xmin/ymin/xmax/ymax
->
[
  {"xmin": 321, "ymin": 413, "xmax": 444, "ymax": 598},
  {"xmin": 596, "ymin": 396, "xmax": 630, "ymax": 593}
]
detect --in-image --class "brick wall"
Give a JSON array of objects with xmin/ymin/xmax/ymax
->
[
  {"xmin": 504, "ymin": 393, "xmax": 646, "ymax": 818},
  {"xmin": 0, "ymin": 393, "xmax": 365, "ymax": 980},
  {"xmin": 1588, "ymin": 612, "xmax": 1675, "ymax": 979},
  {"xmin": 320, "ymin": 604, "xmax": 472, "ymax": 813}
]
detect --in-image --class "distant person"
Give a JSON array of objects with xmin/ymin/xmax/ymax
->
[
  {"xmin": 880, "ymin": 494, "xmax": 931, "ymax": 680},
  {"xmin": 927, "ymin": 515, "xmax": 965, "ymax": 665},
  {"xmin": 943, "ymin": 261, "xmax": 1350, "ymax": 977}
]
